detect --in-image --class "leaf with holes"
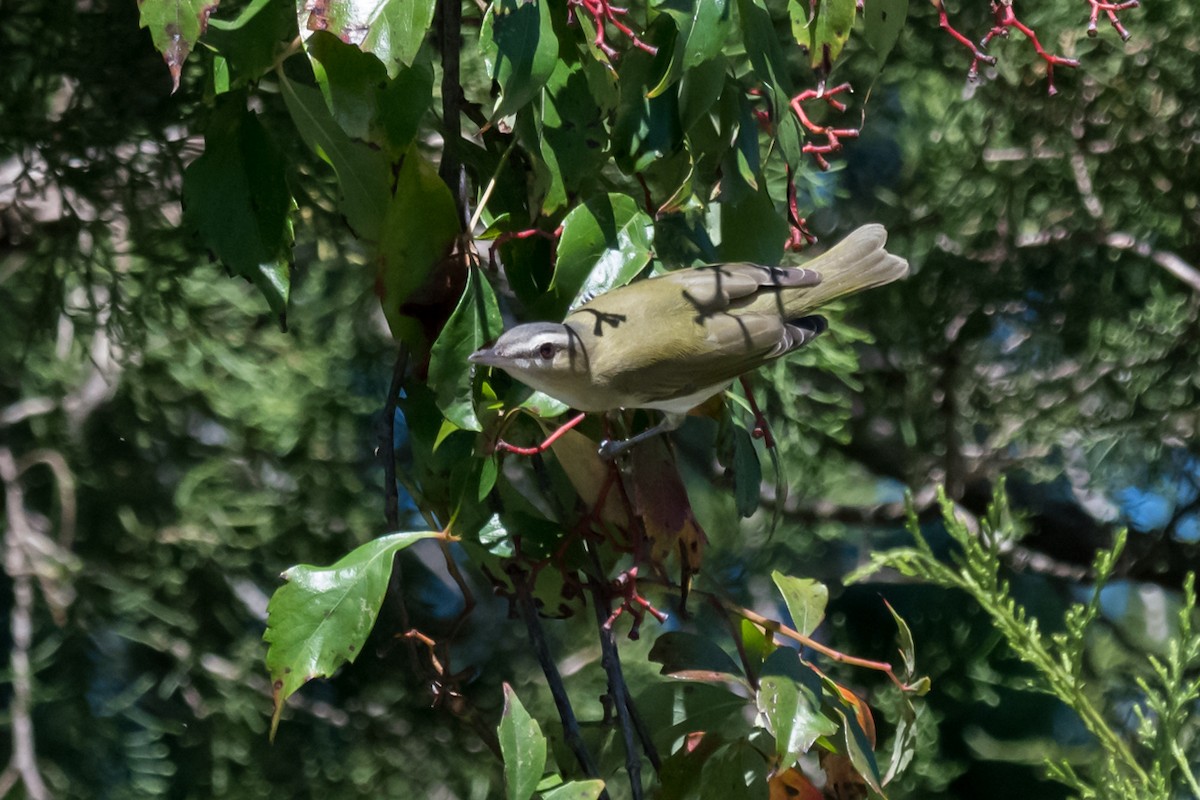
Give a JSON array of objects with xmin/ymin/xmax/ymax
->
[
  {"xmin": 138, "ymin": 0, "xmax": 219, "ymax": 92},
  {"xmin": 298, "ymin": 0, "xmax": 436, "ymax": 75},
  {"xmin": 863, "ymin": 0, "xmax": 908, "ymax": 62},
  {"xmin": 809, "ymin": 0, "xmax": 856, "ymax": 73},
  {"xmin": 264, "ymin": 531, "xmax": 438, "ymax": 738}
]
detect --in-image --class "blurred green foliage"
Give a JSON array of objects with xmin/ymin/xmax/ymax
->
[{"xmin": 2, "ymin": 0, "xmax": 1198, "ymax": 797}]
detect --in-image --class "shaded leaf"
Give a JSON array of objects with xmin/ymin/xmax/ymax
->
[
  {"xmin": 636, "ymin": 682, "xmax": 750, "ymax": 754},
  {"xmin": 499, "ymin": 684, "xmax": 547, "ymax": 800},
  {"xmin": 649, "ymin": 631, "xmax": 743, "ymax": 683},
  {"xmin": 182, "ymin": 96, "xmax": 294, "ymax": 322},
  {"xmin": 719, "ymin": 185, "xmax": 787, "ymax": 264},
  {"xmin": 264, "ymin": 531, "xmax": 438, "ymax": 737},
  {"xmin": 278, "ymin": 74, "xmax": 391, "ymax": 241},
  {"xmin": 376, "ymin": 147, "xmax": 463, "ymax": 347},
  {"xmin": 138, "ymin": 0, "xmax": 218, "ymax": 92},
  {"xmin": 737, "ymin": 0, "xmax": 804, "ymax": 168},
  {"xmin": 206, "ymin": 0, "xmax": 297, "ymax": 86},
  {"xmin": 699, "ymin": 740, "xmax": 769, "ymax": 800},
  {"xmin": 756, "ymin": 649, "xmax": 837, "ymax": 771},
  {"xmin": 479, "ymin": 0, "xmax": 559, "ymax": 119},
  {"xmin": 307, "ymin": 31, "xmax": 389, "ymax": 141},
  {"xmin": 772, "ymin": 572, "xmax": 828, "ymax": 637},
  {"xmin": 631, "ymin": 435, "xmax": 708, "ymax": 577},
  {"xmin": 863, "ymin": 0, "xmax": 908, "ymax": 62},
  {"xmin": 539, "ymin": 60, "xmax": 609, "ymax": 213}
]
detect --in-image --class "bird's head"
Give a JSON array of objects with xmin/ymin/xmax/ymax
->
[{"xmin": 468, "ymin": 322, "xmax": 592, "ymax": 407}]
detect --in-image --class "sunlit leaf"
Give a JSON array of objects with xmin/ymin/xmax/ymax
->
[
  {"xmin": 772, "ymin": 572, "xmax": 828, "ymax": 637},
  {"xmin": 547, "ymin": 193, "xmax": 654, "ymax": 318},
  {"xmin": 499, "ymin": 684, "xmax": 547, "ymax": 800},
  {"xmin": 884, "ymin": 598, "xmax": 917, "ymax": 680},
  {"xmin": 649, "ymin": 631, "xmax": 744, "ymax": 683},
  {"xmin": 264, "ymin": 531, "xmax": 438, "ymax": 737},
  {"xmin": 138, "ymin": 0, "xmax": 218, "ymax": 92},
  {"xmin": 298, "ymin": 0, "xmax": 435, "ymax": 75},
  {"xmin": 428, "ymin": 267, "xmax": 502, "ymax": 431},
  {"xmin": 541, "ymin": 780, "xmax": 606, "ymax": 800},
  {"xmin": 756, "ymin": 649, "xmax": 838, "ymax": 771},
  {"xmin": 808, "ymin": 0, "xmax": 856, "ymax": 73},
  {"xmin": 479, "ymin": 0, "xmax": 559, "ymax": 119},
  {"xmin": 650, "ymin": 0, "xmax": 733, "ymax": 97}
]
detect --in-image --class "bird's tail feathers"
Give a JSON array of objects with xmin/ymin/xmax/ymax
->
[{"xmin": 788, "ymin": 224, "xmax": 909, "ymax": 314}]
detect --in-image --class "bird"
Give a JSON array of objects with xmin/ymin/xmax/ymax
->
[{"xmin": 469, "ymin": 224, "xmax": 908, "ymax": 456}]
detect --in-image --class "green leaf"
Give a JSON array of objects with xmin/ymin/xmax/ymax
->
[
  {"xmin": 678, "ymin": 55, "xmax": 728, "ymax": 133},
  {"xmin": 428, "ymin": 268, "xmax": 503, "ymax": 431},
  {"xmin": 772, "ymin": 572, "xmax": 828, "ymax": 637},
  {"xmin": 650, "ymin": 0, "xmax": 733, "ymax": 97},
  {"xmin": 541, "ymin": 780, "xmax": 606, "ymax": 800},
  {"xmin": 809, "ymin": 0, "xmax": 856, "ymax": 73},
  {"xmin": 718, "ymin": 185, "xmax": 787, "ymax": 263},
  {"xmin": 182, "ymin": 96, "xmax": 294, "ymax": 322},
  {"xmin": 376, "ymin": 147, "xmax": 462, "ymax": 346},
  {"xmin": 205, "ymin": 0, "xmax": 297, "ymax": 86},
  {"xmin": 298, "ymin": 0, "xmax": 436, "ymax": 75},
  {"xmin": 636, "ymin": 682, "xmax": 750, "ymax": 754},
  {"xmin": 138, "ymin": 0, "xmax": 218, "ymax": 92},
  {"xmin": 730, "ymin": 424, "xmax": 761, "ymax": 518},
  {"xmin": 307, "ymin": 31, "xmax": 389, "ymax": 141},
  {"xmin": 264, "ymin": 531, "xmax": 439, "ymax": 737},
  {"xmin": 737, "ymin": 0, "xmax": 804, "ymax": 168},
  {"xmin": 306, "ymin": 31, "xmax": 435, "ymax": 150},
  {"xmin": 539, "ymin": 60, "xmax": 609, "ymax": 213},
  {"xmin": 862, "ymin": 0, "xmax": 908, "ymax": 62},
  {"xmin": 884, "ymin": 598, "xmax": 916, "ymax": 680},
  {"xmin": 757, "ymin": 649, "xmax": 838, "ymax": 771},
  {"xmin": 499, "ymin": 684, "xmax": 547, "ymax": 800},
  {"xmin": 479, "ymin": 0, "xmax": 559, "ymax": 119},
  {"xmin": 546, "ymin": 193, "xmax": 654, "ymax": 318},
  {"xmin": 699, "ymin": 741, "xmax": 769, "ymax": 800},
  {"xmin": 649, "ymin": 631, "xmax": 744, "ymax": 682},
  {"xmin": 831, "ymin": 705, "xmax": 884, "ymax": 795},
  {"xmin": 740, "ymin": 618, "xmax": 776, "ymax": 676},
  {"xmin": 278, "ymin": 74, "xmax": 391, "ymax": 241}
]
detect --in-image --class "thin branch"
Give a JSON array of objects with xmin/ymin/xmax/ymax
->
[
  {"xmin": 510, "ymin": 566, "xmax": 606, "ymax": 792},
  {"xmin": 381, "ymin": 347, "xmax": 410, "ymax": 531},
  {"xmin": 1103, "ymin": 233, "xmax": 1200, "ymax": 294},
  {"xmin": 585, "ymin": 547, "xmax": 645, "ymax": 799},
  {"xmin": 0, "ymin": 447, "xmax": 50, "ymax": 800}
]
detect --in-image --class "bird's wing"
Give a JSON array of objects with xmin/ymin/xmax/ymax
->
[
  {"xmin": 599, "ymin": 312, "xmax": 820, "ymax": 406},
  {"xmin": 653, "ymin": 263, "xmax": 822, "ymax": 314}
]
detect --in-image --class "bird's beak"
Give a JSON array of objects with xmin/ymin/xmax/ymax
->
[{"xmin": 468, "ymin": 347, "xmax": 504, "ymax": 368}]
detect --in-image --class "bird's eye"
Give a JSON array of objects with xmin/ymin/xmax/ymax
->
[{"xmin": 538, "ymin": 342, "xmax": 556, "ymax": 360}]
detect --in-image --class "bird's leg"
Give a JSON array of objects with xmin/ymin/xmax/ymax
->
[
  {"xmin": 495, "ymin": 412, "xmax": 588, "ymax": 456},
  {"xmin": 738, "ymin": 376, "xmax": 775, "ymax": 449},
  {"xmin": 598, "ymin": 412, "xmax": 686, "ymax": 460}
]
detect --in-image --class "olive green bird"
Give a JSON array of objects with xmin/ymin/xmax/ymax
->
[{"xmin": 470, "ymin": 224, "xmax": 908, "ymax": 456}]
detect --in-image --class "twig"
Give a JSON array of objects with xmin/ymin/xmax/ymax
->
[
  {"xmin": 0, "ymin": 447, "xmax": 51, "ymax": 800},
  {"xmin": 1086, "ymin": 0, "xmax": 1138, "ymax": 41},
  {"xmin": 585, "ymin": 544, "xmax": 646, "ymax": 799},
  {"xmin": 981, "ymin": 1, "xmax": 1079, "ymax": 96},
  {"xmin": 510, "ymin": 566, "xmax": 606, "ymax": 791}
]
